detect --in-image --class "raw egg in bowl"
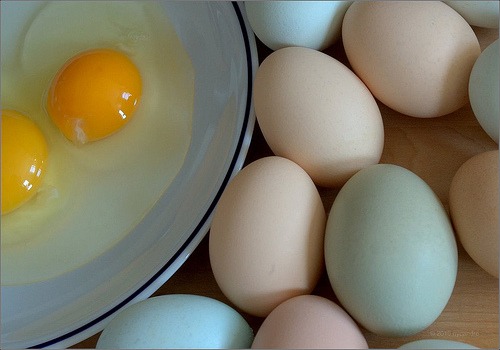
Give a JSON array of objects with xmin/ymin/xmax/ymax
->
[{"xmin": 0, "ymin": 1, "xmax": 257, "ymax": 348}]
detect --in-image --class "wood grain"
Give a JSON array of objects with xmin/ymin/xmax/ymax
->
[{"xmin": 73, "ymin": 26, "xmax": 498, "ymax": 349}]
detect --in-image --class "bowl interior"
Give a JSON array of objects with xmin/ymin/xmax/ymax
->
[{"xmin": 0, "ymin": 1, "xmax": 257, "ymax": 348}]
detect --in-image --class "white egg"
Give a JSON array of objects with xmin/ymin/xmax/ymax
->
[
  {"xmin": 245, "ymin": 1, "xmax": 352, "ymax": 51},
  {"xmin": 469, "ymin": 39, "xmax": 499, "ymax": 143},
  {"xmin": 0, "ymin": 1, "xmax": 194, "ymax": 284},
  {"xmin": 445, "ymin": 1, "xmax": 499, "ymax": 28},
  {"xmin": 96, "ymin": 295, "xmax": 254, "ymax": 349}
]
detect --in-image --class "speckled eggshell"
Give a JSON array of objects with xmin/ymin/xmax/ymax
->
[
  {"xmin": 245, "ymin": 1, "xmax": 352, "ymax": 51},
  {"xmin": 253, "ymin": 46, "xmax": 384, "ymax": 187},
  {"xmin": 209, "ymin": 156, "xmax": 326, "ymax": 317},
  {"xmin": 469, "ymin": 39, "xmax": 499, "ymax": 143},
  {"xmin": 95, "ymin": 295, "xmax": 254, "ymax": 349},
  {"xmin": 342, "ymin": 1, "xmax": 481, "ymax": 118},
  {"xmin": 324, "ymin": 164, "xmax": 458, "ymax": 336},
  {"xmin": 449, "ymin": 150, "xmax": 499, "ymax": 278},
  {"xmin": 399, "ymin": 339, "xmax": 478, "ymax": 349},
  {"xmin": 251, "ymin": 295, "xmax": 368, "ymax": 349}
]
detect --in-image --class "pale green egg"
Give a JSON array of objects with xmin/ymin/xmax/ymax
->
[
  {"xmin": 399, "ymin": 339, "xmax": 478, "ymax": 349},
  {"xmin": 469, "ymin": 39, "xmax": 499, "ymax": 143},
  {"xmin": 324, "ymin": 164, "xmax": 458, "ymax": 337},
  {"xmin": 96, "ymin": 295, "xmax": 254, "ymax": 349}
]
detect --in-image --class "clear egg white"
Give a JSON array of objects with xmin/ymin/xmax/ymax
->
[{"xmin": 1, "ymin": 0, "xmax": 194, "ymax": 285}]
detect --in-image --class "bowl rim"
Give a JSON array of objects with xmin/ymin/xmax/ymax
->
[{"xmin": 8, "ymin": 2, "xmax": 257, "ymax": 348}]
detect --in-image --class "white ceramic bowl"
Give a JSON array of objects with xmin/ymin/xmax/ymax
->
[{"xmin": 0, "ymin": 1, "xmax": 257, "ymax": 348}]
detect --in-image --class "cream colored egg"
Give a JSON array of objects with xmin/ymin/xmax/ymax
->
[
  {"xmin": 253, "ymin": 46, "xmax": 384, "ymax": 187},
  {"xmin": 342, "ymin": 1, "xmax": 481, "ymax": 118},
  {"xmin": 449, "ymin": 150, "xmax": 499, "ymax": 278},
  {"xmin": 209, "ymin": 156, "xmax": 326, "ymax": 317},
  {"xmin": 251, "ymin": 295, "xmax": 368, "ymax": 349}
]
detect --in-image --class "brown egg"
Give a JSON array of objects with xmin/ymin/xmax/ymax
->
[
  {"xmin": 342, "ymin": 1, "xmax": 481, "ymax": 118},
  {"xmin": 449, "ymin": 150, "xmax": 499, "ymax": 278},
  {"xmin": 253, "ymin": 46, "xmax": 384, "ymax": 188},
  {"xmin": 251, "ymin": 295, "xmax": 368, "ymax": 349},
  {"xmin": 209, "ymin": 156, "xmax": 326, "ymax": 317}
]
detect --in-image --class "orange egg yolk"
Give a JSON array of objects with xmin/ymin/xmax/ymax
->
[
  {"xmin": 46, "ymin": 48, "xmax": 142, "ymax": 144},
  {"xmin": 1, "ymin": 110, "xmax": 49, "ymax": 215}
]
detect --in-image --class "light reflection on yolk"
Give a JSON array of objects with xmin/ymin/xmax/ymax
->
[
  {"xmin": 46, "ymin": 48, "xmax": 142, "ymax": 144},
  {"xmin": 1, "ymin": 110, "xmax": 49, "ymax": 215}
]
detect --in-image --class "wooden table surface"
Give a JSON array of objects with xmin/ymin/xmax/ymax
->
[{"xmin": 75, "ymin": 26, "xmax": 499, "ymax": 349}]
